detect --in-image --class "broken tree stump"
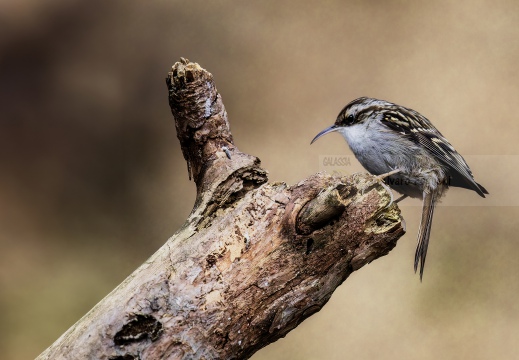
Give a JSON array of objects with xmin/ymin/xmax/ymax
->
[{"xmin": 36, "ymin": 58, "xmax": 405, "ymax": 360}]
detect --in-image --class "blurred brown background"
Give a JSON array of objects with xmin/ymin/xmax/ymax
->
[{"xmin": 1, "ymin": 1, "xmax": 518, "ymax": 359}]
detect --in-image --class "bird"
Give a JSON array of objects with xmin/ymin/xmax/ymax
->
[{"xmin": 311, "ymin": 97, "xmax": 487, "ymax": 280}]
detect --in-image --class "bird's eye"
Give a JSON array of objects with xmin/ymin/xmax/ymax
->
[{"xmin": 345, "ymin": 114, "xmax": 355, "ymax": 125}]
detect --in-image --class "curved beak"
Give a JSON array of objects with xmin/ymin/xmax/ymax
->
[{"xmin": 310, "ymin": 125, "xmax": 338, "ymax": 144}]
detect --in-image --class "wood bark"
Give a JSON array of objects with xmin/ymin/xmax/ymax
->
[{"xmin": 36, "ymin": 58, "xmax": 405, "ymax": 360}]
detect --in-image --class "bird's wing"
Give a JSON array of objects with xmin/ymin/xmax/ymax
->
[{"xmin": 380, "ymin": 107, "xmax": 487, "ymax": 197}]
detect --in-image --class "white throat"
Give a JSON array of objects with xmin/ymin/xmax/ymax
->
[{"xmin": 336, "ymin": 123, "xmax": 371, "ymax": 155}]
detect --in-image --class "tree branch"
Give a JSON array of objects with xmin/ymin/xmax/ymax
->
[{"xmin": 36, "ymin": 58, "xmax": 405, "ymax": 360}]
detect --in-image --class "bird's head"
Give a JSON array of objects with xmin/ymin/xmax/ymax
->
[{"xmin": 311, "ymin": 97, "xmax": 375, "ymax": 144}]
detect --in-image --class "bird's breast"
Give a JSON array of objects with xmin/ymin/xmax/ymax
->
[
  {"xmin": 336, "ymin": 122, "xmax": 444, "ymax": 197},
  {"xmin": 337, "ymin": 123, "xmax": 400, "ymax": 175}
]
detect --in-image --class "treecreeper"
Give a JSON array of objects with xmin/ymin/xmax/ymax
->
[{"xmin": 312, "ymin": 97, "xmax": 487, "ymax": 280}]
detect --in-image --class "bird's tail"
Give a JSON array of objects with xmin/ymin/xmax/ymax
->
[{"xmin": 414, "ymin": 191, "xmax": 437, "ymax": 281}]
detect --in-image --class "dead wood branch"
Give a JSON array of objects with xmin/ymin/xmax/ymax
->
[{"xmin": 36, "ymin": 58, "xmax": 405, "ymax": 360}]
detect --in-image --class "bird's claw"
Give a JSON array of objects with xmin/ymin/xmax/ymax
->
[{"xmin": 362, "ymin": 169, "xmax": 402, "ymax": 208}]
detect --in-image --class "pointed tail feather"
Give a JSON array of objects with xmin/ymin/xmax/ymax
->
[
  {"xmin": 414, "ymin": 191, "xmax": 437, "ymax": 281},
  {"xmin": 477, "ymin": 182, "xmax": 489, "ymax": 196}
]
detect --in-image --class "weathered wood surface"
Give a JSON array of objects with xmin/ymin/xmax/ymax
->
[{"xmin": 36, "ymin": 58, "xmax": 405, "ymax": 360}]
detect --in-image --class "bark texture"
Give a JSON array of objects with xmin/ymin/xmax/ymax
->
[{"xmin": 36, "ymin": 58, "xmax": 405, "ymax": 360}]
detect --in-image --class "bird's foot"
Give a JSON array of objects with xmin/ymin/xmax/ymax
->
[{"xmin": 364, "ymin": 169, "xmax": 402, "ymax": 208}]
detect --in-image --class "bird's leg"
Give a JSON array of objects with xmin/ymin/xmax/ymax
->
[
  {"xmin": 376, "ymin": 168, "xmax": 401, "ymax": 180},
  {"xmin": 366, "ymin": 169, "xmax": 402, "ymax": 207}
]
